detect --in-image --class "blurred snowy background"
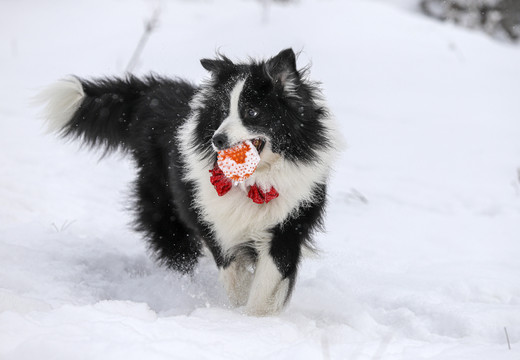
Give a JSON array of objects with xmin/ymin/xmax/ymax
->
[{"xmin": 1, "ymin": 0, "xmax": 519, "ymax": 359}]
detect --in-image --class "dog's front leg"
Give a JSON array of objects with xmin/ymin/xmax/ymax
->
[
  {"xmin": 245, "ymin": 190, "xmax": 326, "ymax": 316},
  {"xmin": 245, "ymin": 228, "xmax": 303, "ymax": 316}
]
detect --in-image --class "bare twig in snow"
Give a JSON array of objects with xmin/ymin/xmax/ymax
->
[
  {"xmin": 126, "ymin": 8, "xmax": 161, "ymax": 74},
  {"xmin": 504, "ymin": 327, "xmax": 512, "ymax": 350},
  {"xmin": 60, "ymin": 219, "xmax": 76, "ymax": 232},
  {"xmin": 51, "ymin": 220, "xmax": 76, "ymax": 233}
]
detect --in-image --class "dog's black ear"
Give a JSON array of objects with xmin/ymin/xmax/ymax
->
[
  {"xmin": 200, "ymin": 56, "xmax": 234, "ymax": 74},
  {"xmin": 266, "ymin": 48, "xmax": 297, "ymax": 75},
  {"xmin": 265, "ymin": 48, "xmax": 301, "ymax": 99}
]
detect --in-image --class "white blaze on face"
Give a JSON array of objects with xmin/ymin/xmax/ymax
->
[{"xmin": 214, "ymin": 79, "xmax": 249, "ymax": 146}]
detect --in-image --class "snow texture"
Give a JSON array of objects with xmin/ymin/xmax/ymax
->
[{"xmin": 1, "ymin": 0, "xmax": 519, "ymax": 359}]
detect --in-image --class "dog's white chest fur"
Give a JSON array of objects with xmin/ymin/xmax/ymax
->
[
  {"xmin": 179, "ymin": 136, "xmax": 322, "ymax": 252},
  {"xmin": 196, "ymin": 162, "xmax": 308, "ymax": 252}
]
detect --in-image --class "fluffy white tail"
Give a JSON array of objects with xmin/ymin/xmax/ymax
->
[{"xmin": 35, "ymin": 76, "xmax": 85, "ymax": 134}]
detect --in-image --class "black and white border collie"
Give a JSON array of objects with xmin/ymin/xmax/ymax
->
[{"xmin": 40, "ymin": 49, "xmax": 339, "ymax": 315}]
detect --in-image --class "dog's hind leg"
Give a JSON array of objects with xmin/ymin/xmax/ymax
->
[
  {"xmin": 134, "ymin": 175, "xmax": 201, "ymax": 273},
  {"xmin": 133, "ymin": 131, "xmax": 202, "ymax": 273}
]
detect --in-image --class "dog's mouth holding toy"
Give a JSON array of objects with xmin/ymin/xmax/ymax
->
[
  {"xmin": 216, "ymin": 138, "xmax": 265, "ymax": 183},
  {"xmin": 250, "ymin": 138, "xmax": 265, "ymax": 154}
]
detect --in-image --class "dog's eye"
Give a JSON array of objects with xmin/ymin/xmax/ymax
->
[
  {"xmin": 222, "ymin": 109, "xmax": 229, "ymax": 118},
  {"xmin": 246, "ymin": 108, "xmax": 259, "ymax": 119}
]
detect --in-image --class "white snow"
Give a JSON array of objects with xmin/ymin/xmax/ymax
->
[{"xmin": 1, "ymin": 0, "xmax": 519, "ymax": 359}]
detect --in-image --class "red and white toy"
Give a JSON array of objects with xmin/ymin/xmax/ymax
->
[{"xmin": 217, "ymin": 140, "xmax": 261, "ymax": 183}]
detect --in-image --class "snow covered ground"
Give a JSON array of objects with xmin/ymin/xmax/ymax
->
[{"xmin": 1, "ymin": 0, "xmax": 520, "ymax": 358}]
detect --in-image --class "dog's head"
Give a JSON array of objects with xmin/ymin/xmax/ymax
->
[{"xmin": 193, "ymin": 49, "xmax": 332, "ymax": 169}]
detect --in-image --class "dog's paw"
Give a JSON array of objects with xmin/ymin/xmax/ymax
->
[{"xmin": 245, "ymin": 277, "xmax": 291, "ymax": 316}]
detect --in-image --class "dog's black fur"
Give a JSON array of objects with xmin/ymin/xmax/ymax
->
[{"xmin": 43, "ymin": 49, "xmax": 337, "ymax": 315}]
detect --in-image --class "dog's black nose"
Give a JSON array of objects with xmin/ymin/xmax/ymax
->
[{"xmin": 212, "ymin": 133, "xmax": 229, "ymax": 150}]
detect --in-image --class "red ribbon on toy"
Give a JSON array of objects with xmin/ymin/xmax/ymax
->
[
  {"xmin": 209, "ymin": 164, "xmax": 233, "ymax": 196},
  {"xmin": 209, "ymin": 164, "xmax": 278, "ymax": 204},
  {"xmin": 247, "ymin": 184, "xmax": 279, "ymax": 204}
]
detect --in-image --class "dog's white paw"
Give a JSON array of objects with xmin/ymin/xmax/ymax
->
[
  {"xmin": 244, "ymin": 255, "xmax": 291, "ymax": 316},
  {"xmin": 245, "ymin": 277, "xmax": 290, "ymax": 316}
]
